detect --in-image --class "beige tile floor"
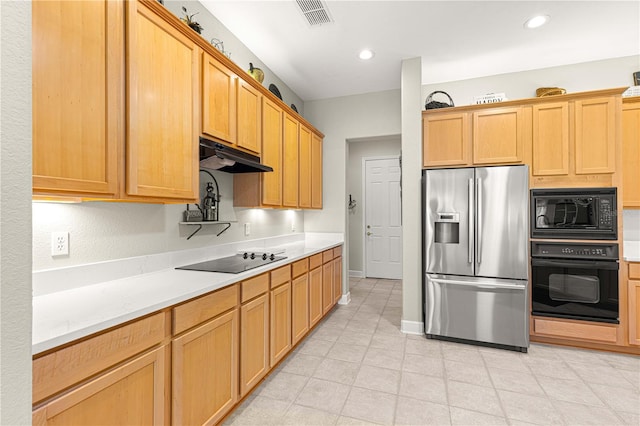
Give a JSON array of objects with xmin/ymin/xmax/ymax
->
[{"xmin": 224, "ymin": 278, "xmax": 640, "ymax": 426}]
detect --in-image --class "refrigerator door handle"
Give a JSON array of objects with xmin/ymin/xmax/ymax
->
[
  {"xmin": 476, "ymin": 177, "xmax": 482, "ymax": 265},
  {"xmin": 429, "ymin": 277, "xmax": 525, "ymax": 291},
  {"xmin": 468, "ymin": 178, "xmax": 474, "ymax": 264}
]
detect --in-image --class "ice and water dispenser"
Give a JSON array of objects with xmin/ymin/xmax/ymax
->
[{"xmin": 434, "ymin": 213, "xmax": 460, "ymax": 244}]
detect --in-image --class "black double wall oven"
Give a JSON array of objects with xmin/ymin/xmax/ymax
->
[{"xmin": 530, "ymin": 188, "xmax": 619, "ymax": 324}]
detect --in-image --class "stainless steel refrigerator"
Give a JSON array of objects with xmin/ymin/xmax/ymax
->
[{"xmin": 423, "ymin": 165, "xmax": 529, "ymax": 352}]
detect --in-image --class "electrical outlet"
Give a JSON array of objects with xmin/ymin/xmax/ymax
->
[
  {"xmin": 51, "ymin": 232, "xmax": 69, "ymax": 256},
  {"xmin": 244, "ymin": 223, "xmax": 250, "ymax": 236},
  {"xmin": 291, "ymin": 219, "xmax": 295, "ymax": 232}
]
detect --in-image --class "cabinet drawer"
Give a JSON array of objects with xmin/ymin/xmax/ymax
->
[
  {"xmin": 173, "ymin": 284, "xmax": 239, "ymax": 335},
  {"xmin": 629, "ymin": 263, "xmax": 640, "ymax": 279},
  {"xmin": 533, "ymin": 317, "xmax": 617, "ymax": 343},
  {"xmin": 270, "ymin": 264, "xmax": 291, "ymax": 289},
  {"xmin": 33, "ymin": 312, "xmax": 166, "ymax": 404},
  {"xmin": 241, "ymin": 273, "xmax": 269, "ymax": 303},
  {"xmin": 309, "ymin": 253, "xmax": 323, "ymax": 270},
  {"xmin": 333, "ymin": 246, "xmax": 342, "ymax": 258},
  {"xmin": 292, "ymin": 258, "xmax": 309, "ymax": 278},
  {"xmin": 322, "ymin": 249, "xmax": 333, "ymax": 264}
]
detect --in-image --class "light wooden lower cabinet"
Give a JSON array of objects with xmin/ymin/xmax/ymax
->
[
  {"xmin": 309, "ymin": 265, "xmax": 323, "ymax": 327},
  {"xmin": 333, "ymin": 256, "xmax": 342, "ymax": 304},
  {"xmin": 270, "ymin": 281, "xmax": 292, "ymax": 367},
  {"xmin": 292, "ymin": 273, "xmax": 310, "ymax": 345},
  {"xmin": 322, "ymin": 260, "xmax": 334, "ymax": 315},
  {"xmin": 33, "ymin": 346, "xmax": 167, "ymax": 426},
  {"xmin": 239, "ymin": 293, "xmax": 269, "ymax": 397},
  {"xmin": 172, "ymin": 309, "xmax": 239, "ymax": 426},
  {"xmin": 628, "ymin": 263, "xmax": 640, "ymax": 346}
]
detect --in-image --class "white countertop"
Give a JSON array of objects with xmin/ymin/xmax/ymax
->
[
  {"xmin": 32, "ymin": 233, "xmax": 343, "ymax": 355},
  {"xmin": 624, "ymin": 240, "xmax": 640, "ymax": 262}
]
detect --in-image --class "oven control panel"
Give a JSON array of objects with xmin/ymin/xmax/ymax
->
[{"xmin": 531, "ymin": 242, "xmax": 619, "ymax": 260}]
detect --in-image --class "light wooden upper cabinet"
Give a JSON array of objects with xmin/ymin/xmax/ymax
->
[
  {"xmin": 237, "ymin": 79, "xmax": 262, "ymax": 154},
  {"xmin": 261, "ymin": 97, "xmax": 284, "ymax": 206},
  {"xmin": 299, "ymin": 125, "xmax": 313, "ymax": 209},
  {"xmin": 422, "ymin": 107, "xmax": 523, "ymax": 167},
  {"xmin": 126, "ymin": 0, "xmax": 199, "ymax": 201},
  {"xmin": 574, "ymin": 96, "xmax": 616, "ymax": 174},
  {"xmin": 622, "ymin": 97, "xmax": 640, "ymax": 208},
  {"xmin": 532, "ymin": 102, "xmax": 570, "ymax": 176},
  {"xmin": 472, "ymin": 107, "xmax": 524, "ymax": 165},
  {"xmin": 32, "ymin": 0, "xmax": 122, "ymax": 197},
  {"xmin": 202, "ymin": 52, "xmax": 237, "ymax": 144},
  {"xmin": 423, "ymin": 112, "xmax": 470, "ymax": 167},
  {"xmin": 202, "ymin": 53, "xmax": 262, "ymax": 155},
  {"xmin": 311, "ymin": 133, "xmax": 323, "ymax": 209},
  {"xmin": 283, "ymin": 112, "xmax": 300, "ymax": 208}
]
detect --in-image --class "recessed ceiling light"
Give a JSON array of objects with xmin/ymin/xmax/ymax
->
[
  {"xmin": 359, "ymin": 49, "xmax": 375, "ymax": 60},
  {"xmin": 524, "ymin": 14, "xmax": 550, "ymax": 29}
]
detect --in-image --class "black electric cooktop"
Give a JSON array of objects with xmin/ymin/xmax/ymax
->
[{"xmin": 176, "ymin": 254, "xmax": 287, "ymax": 274}]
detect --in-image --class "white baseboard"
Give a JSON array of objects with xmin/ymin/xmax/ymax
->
[
  {"xmin": 349, "ymin": 270, "xmax": 363, "ymax": 278},
  {"xmin": 401, "ymin": 320, "xmax": 424, "ymax": 335},
  {"xmin": 338, "ymin": 292, "xmax": 351, "ymax": 305}
]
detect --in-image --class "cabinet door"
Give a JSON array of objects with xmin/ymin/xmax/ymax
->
[
  {"xmin": 532, "ymin": 102, "xmax": 570, "ymax": 176},
  {"xmin": 311, "ymin": 134, "xmax": 324, "ymax": 209},
  {"xmin": 322, "ymin": 261, "xmax": 334, "ymax": 314},
  {"xmin": 309, "ymin": 266, "xmax": 323, "ymax": 327},
  {"xmin": 332, "ymin": 256, "xmax": 342, "ymax": 304},
  {"xmin": 472, "ymin": 107, "xmax": 523, "ymax": 165},
  {"xmin": 622, "ymin": 99, "xmax": 640, "ymax": 207},
  {"xmin": 202, "ymin": 52, "xmax": 237, "ymax": 144},
  {"xmin": 270, "ymin": 282, "xmax": 292, "ymax": 367},
  {"xmin": 292, "ymin": 274, "xmax": 310, "ymax": 345},
  {"xmin": 283, "ymin": 112, "xmax": 300, "ymax": 208},
  {"xmin": 33, "ymin": 347, "xmax": 166, "ymax": 425},
  {"xmin": 299, "ymin": 125, "xmax": 313, "ymax": 209},
  {"xmin": 237, "ymin": 79, "xmax": 262, "ymax": 154},
  {"xmin": 126, "ymin": 0, "xmax": 199, "ymax": 201},
  {"xmin": 240, "ymin": 294, "xmax": 269, "ymax": 397},
  {"xmin": 32, "ymin": 0, "xmax": 122, "ymax": 197},
  {"xmin": 172, "ymin": 309, "xmax": 239, "ymax": 426},
  {"xmin": 574, "ymin": 97, "xmax": 616, "ymax": 174},
  {"xmin": 630, "ymin": 279, "xmax": 640, "ymax": 346},
  {"xmin": 423, "ymin": 112, "xmax": 470, "ymax": 167},
  {"xmin": 262, "ymin": 97, "xmax": 283, "ymax": 206}
]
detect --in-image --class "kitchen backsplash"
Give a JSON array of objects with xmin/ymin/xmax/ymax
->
[{"xmin": 623, "ymin": 209, "xmax": 640, "ymax": 241}]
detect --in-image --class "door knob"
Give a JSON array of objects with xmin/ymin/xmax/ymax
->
[{"xmin": 367, "ymin": 232, "xmax": 372, "ymax": 236}]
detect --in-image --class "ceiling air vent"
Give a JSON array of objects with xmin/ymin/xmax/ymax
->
[{"xmin": 296, "ymin": 0, "xmax": 333, "ymax": 26}]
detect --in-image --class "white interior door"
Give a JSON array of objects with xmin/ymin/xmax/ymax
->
[{"xmin": 364, "ymin": 157, "xmax": 402, "ymax": 279}]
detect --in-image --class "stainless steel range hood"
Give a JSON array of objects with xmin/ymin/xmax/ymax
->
[{"xmin": 199, "ymin": 137, "xmax": 273, "ymax": 173}]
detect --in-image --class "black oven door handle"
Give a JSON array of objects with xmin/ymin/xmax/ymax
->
[{"xmin": 531, "ymin": 258, "xmax": 619, "ymax": 270}]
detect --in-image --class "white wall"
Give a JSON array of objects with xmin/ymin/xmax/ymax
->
[
  {"xmin": 303, "ymin": 89, "xmax": 402, "ymax": 297},
  {"xmin": 347, "ymin": 137, "xmax": 401, "ymax": 275},
  {"xmin": 0, "ymin": 0, "xmax": 32, "ymax": 423},
  {"xmin": 33, "ymin": 167, "xmax": 303, "ymax": 270},
  {"xmin": 422, "ymin": 55, "xmax": 639, "ymax": 107}
]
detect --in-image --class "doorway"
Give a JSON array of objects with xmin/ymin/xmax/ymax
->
[{"xmin": 363, "ymin": 156, "xmax": 402, "ymax": 279}]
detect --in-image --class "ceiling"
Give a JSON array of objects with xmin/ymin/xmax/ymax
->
[{"xmin": 201, "ymin": 1, "xmax": 640, "ymax": 101}]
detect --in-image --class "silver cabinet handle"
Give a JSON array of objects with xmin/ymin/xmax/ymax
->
[
  {"xmin": 476, "ymin": 177, "xmax": 482, "ymax": 265},
  {"xmin": 468, "ymin": 178, "xmax": 473, "ymax": 264}
]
